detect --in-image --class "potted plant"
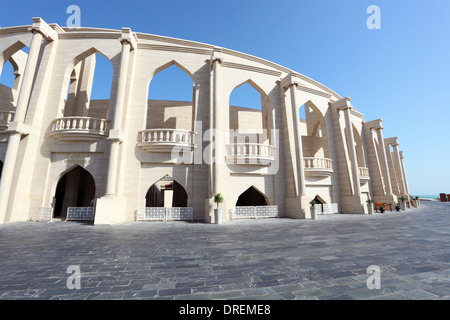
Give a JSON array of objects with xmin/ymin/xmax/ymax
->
[
  {"xmin": 214, "ymin": 193, "xmax": 224, "ymax": 224},
  {"xmin": 309, "ymin": 199, "xmax": 317, "ymax": 220},
  {"xmin": 399, "ymin": 196, "xmax": 407, "ymax": 211},
  {"xmin": 395, "ymin": 203, "xmax": 401, "ymax": 212},
  {"xmin": 366, "ymin": 199, "xmax": 374, "ymax": 215},
  {"xmin": 379, "ymin": 205, "xmax": 385, "ymax": 214}
]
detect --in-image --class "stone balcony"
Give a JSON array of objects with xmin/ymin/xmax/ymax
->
[
  {"xmin": 359, "ymin": 166, "xmax": 370, "ymax": 183},
  {"xmin": 50, "ymin": 116, "xmax": 109, "ymax": 141},
  {"xmin": 304, "ymin": 157, "xmax": 333, "ymax": 177},
  {"xmin": 226, "ymin": 143, "xmax": 276, "ymax": 165},
  {"xmin": 137, "ymin": 128, "xmax": 196, "ymax": 153},
  {"xmin": 0, "ymin": 110, "xmax": 15, "ymax": 130}
]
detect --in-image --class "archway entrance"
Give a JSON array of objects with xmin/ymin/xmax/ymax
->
[
  {"xmin": 140, "ymin": 175, "xmax": 192, "ymax": 221},
  {"xmin": 53, "ymin": 166, "xmax": 96, "ymax": 219},
  {"xmin": 145, "ymin": 175, "xmax": 188, "ymax": 208},
  {"xmin": 234, "ymin": 186, "xmax": 277, "ymax": 219},
  {"xmin": 236, "ymin": 186, "xmax": 269, "ymax": 207}
]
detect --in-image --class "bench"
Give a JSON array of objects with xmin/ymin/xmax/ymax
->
[{"xmin": 375, "ymin": 202, "xmax": 392, "ymax": 212}]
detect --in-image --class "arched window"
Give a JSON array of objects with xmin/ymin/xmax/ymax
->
[
  {"xmin": 230, "ymin": 82, "xmax": 262, "ymax": 110},
  {"xmin": 300, "ymin": 102, "xmax": 330, "ymax": 159},
  {"xmin": 147, "ymin": 63, "xmax": 194, "ymax": 131},
  {"xmin": 229, "ymin": 80, "xmax": 272, "ymax": 148},
  {"xmin": 64, "ymin": 52, "xmax": 112, "ymax": 119}
]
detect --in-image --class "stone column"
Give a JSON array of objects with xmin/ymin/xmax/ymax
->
[
  {"xmin": 104, "ymin": 28, "xmax": 135, "ymax": 196},
  {"xmin": 374, "ymin": 127, "xmax": 393, "ymax": 196},
  {"xmin": 95, "ymin": 28, "xmax": 137, "ymax": 225},
  {"xmin": 0, "ymin": 18, "xmax": 56, "ymax": 224},
  {"xmin": 399, "ymin": 151, "xmax": 410, "ymax": 195},
  {"xmin": 341, "ymin": 106, "xmax": 361, "ymax": 196},
  {"xmin": 210, "ymin": 48, "xmax": 224, "ymax": 198},
  {"xmin": 391, "ymin": 143, "xmax": 406, "ymax": 196},
  {"xmin": 283, "ymin": 78, "xmax": 306, "ymax": 197}
]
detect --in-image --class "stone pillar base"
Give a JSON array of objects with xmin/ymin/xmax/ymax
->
[
  {"xmin": 340, "ymin": 194, "xmax": 367, "ymax": 214},
  {"xmin": 94, "ymin": 196, "xmax": 126, "ymax": 225},
  {"xmin": 285, "ymin": 196, "xmax": 313, "ymax": 219}
]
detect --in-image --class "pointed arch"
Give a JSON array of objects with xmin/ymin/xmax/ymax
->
[
  {"xmin": 314, "ymin": 194, "xmax": 327, "ymax": 204},
  {"xmin": 53, "ymin": 165, "xmax": 96, "ymax": 219},
  {"xmin": 236, "ymin": 186, "xmax": 270, "ymax": 206},
  {"xmin": 229, "ymin": 79, "xmax": 272, "ymax": 146},
  {"xmin": 0, "ymin": 40, "xmax": 27, "ymax": 66},
  {"xmin": 151, "ymin": 60, "xmax": 195, "ymax": 82},
  {"xmin": 230, "ymin": 79, "xmax": 269, "ymax": 107},
  {"xmin": 0, "ymin": 43, "xmax": 29, "ymax": 104},
  {"xmin": 145, "ymin": 174, "xmax": 188, "ymax": 208},
  {"xmin": 300, "ymin": 100, "xmax": 330, "ymax": 159},
  {"xmin": 146, "ymin": 61, "xmax": 195, "ymax": 131},
  {"xmin": 61, "ymin": 48, "xmax": 113, "ymax": 118}
]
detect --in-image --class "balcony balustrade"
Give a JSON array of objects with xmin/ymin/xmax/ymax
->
[
  {"xmin": 304, "ymin": 157, "xmax": 333, "ymax": 176},
  {"xmin": 50, "ymin": 116, "xmax": 108, "ymax": 141},
  {"xmin": 226, "ymin": 143, "xmax": 276, "ymax": 165},
  {"xmin": 359, "ymin": 166, "xmax": 370, "ymax": 183},
  {"xmin": 137, "ymin": 128, "xmax": 196, "ymax": 153}
]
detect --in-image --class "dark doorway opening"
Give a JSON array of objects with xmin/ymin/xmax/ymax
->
[
  {"xmin": 145, "ymin": 175, "xmax": 188, "ymax": 208},
  {"xmin": 54, "ymin": 166, "xmax": 96, "ymax": 219},
  {"xmin": 236, "ymin": 186, "xmax": 269, "ymax": 206}
]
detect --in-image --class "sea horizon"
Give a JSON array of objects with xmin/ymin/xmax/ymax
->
[{"xmin": 416, "ymin": 195, "xmax": 439, "ymax": 199}]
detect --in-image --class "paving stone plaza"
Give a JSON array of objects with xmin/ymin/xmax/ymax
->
[{"xmin": 0, "ymin": 201, "xmax": 449, "ymax": 300}]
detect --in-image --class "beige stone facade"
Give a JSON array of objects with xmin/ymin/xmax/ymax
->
[{"xmin": 0, "ymin": 18, "xmax": 411, "ymax": 224}]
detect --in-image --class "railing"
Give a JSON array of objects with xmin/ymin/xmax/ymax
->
[
  {"xmin": 232, "ymin": 205, "xmax": 278, "ymax": 219},
  {"xmin": 138, "ymin": 129, "xmax": 196, "ymax": 152},
  {"xmin": 137, "ymin": 207, "xmax": 193, "ymax": 221},
  {"xmin": 32, "ymin": 207, "xmax": 53, "ymax": 222},
  {"xmin": 0, "ymin": 110, "xmax": 14, "ymax": 129},
  {"xmin": 304, "ymin": 157, "xmax": 333, "ymax": 176},
  {"xmin": 317, "ymin": 203, "xmax": 339, "ymax": 215},
  {"xmin": 65, "ymin": 207, "xmax": 95, "ymax": 222},
  {"xmin": 226, "ymin": 143, "xmax": 276, "ymax": 165},
  {"xmin": 50, "ymin": 116, "xmax": 108, "ymax": 141}
]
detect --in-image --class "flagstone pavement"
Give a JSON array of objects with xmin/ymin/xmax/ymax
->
[{"xmin": 0, "ymin": 201, "xmax": 449, "ymax": 300}]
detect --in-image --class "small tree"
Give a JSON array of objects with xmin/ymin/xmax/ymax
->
[
  {"xmin": 309, "ymin": 199, "xmax": 316, "ymax": 207},
  {"xmin": 214, "ymin": 193, "xmax": 224, "ymax": 209}
]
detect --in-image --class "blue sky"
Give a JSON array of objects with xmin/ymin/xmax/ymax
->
[{"xmin": 1, "ymin": 0, "xmax": 449, "ymax": 196}]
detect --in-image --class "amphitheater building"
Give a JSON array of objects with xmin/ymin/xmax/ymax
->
[{"xmin": 0, "ymin": 18, "xmax": 411, "ymax": 224}]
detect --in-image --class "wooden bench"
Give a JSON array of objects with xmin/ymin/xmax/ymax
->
[{"xmin": 375, "ymin": 202, "xmax": 392, "ymax": 212}]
